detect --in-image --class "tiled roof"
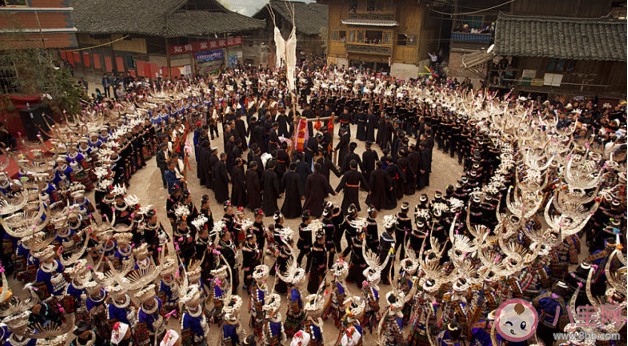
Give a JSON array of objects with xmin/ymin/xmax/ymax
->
[
  {"xmin": 259, "ymin": 0, "xmax": 328, "ymax": 36},
  {"xmin": 70, "ymin": 0, "xmax": 264, "ymax": 37},
  {"xmin": 341, "ymin": 19, "xmax": 399, "ymax": 27},
  {"xmin": 167, "ymin": 11, "xmax": 265, "ymax": 37},
  {"xmin": 494, "ymin": 13, "xmax": 627, "ymax": 62}
]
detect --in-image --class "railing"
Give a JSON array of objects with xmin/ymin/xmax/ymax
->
[
  {"xmin": 451, "ymin": 32, "xmax": 493, "ymax": 43},
  {"xmin": 347, "ymin": 12, "xmax": 395, "ymax": 21},
  {"xmin": 346, "ymin": 43, "xmax": 392, "ymax": 55}
]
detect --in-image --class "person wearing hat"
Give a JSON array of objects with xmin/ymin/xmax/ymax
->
[
  {"xmin": 378, "ymin": 215, "xmax": 396, "ymax": 285},
  {"xmin": 107, "ymin": 285, "xmax": 136, "ymax": 327},
  {"xmin": 245, "ymin": 161, "xmax": 263, "ymax": 211},
  {"xmin": 281, "ymin": 162, "xmax": 304, "ymax": 219},
  {"xmin": 181, "ymin": 285, "xmax": 209, "ymax": 345},
  {"xmin": 337, "ymin": 297, "xmax": 363, "ymax": 346},
  {"xmin": 216, "ymin": 221, "xmax": 239, "ymax": 294},
  {"xmin": 328, "ymin": 260, "xmax": 350, "ymax": 328},
  {"xmin": 242, "ymin": 232, "xmax": 261, "ymax": 291},
  {"xmin": 394, "ymin": 202, "xmax": 412, "ymax": 260},
  {"xmin": 362, "ymin": 141, "xmax": 379, "ymax": 183},
  {"xmin": 341, "ymin": 220, "xmax": 368, "ymax": 286},
  {"xmin": 376, "ymin": 114, "xmax": 393, "ymax": 150},
  {"xmin": 337, "ymin": 107, "xmax": 353, "ymax": 137},
  {"xmin": 307, "ymin": 227, "xmax": 328, "ymax": 294},
  {"xmin": 417, "ymin": 140, "xmax": 430, "ymax": 189},
  {"xmin": 335, "ymin": 160, "xmax": 370, "ymax": 215},
  {"xmin": 301, "ymin": 294, "xmax": 326, "ymax": 346},
  {"xmin": 261, "ymin": 160, "xmax": 282, "ymax": 216},
  {"xmin": 262, "ymin": 294, "xmax": 286, "ymax": 346},
  {"xmin": 355, "ymin": 106, "xmax": 368, "ymax": 141},
  {"xmin": 213, "ymin": 153, "xmax": 230, "ymax": 203},
  {"xmin": 250, "ymin": 265, "xmax": 269, "ymax": 335},
  {"xmin": 231, "ymin": 158, "xmax": 247, "ymax": 208},
  {"xmin": 533, "ymin": 281, "xmax": 572, "ymax": 346},
  {"xmin": 384, "ymin": 156, "xmax": 404, "ymax": 201},
  {"xmin": 34, "ymin": 245, "xmax": 64, "ymax": 299},
  {"xmin": 341, "ymin": 143, "xmax": 364, "ymax": 174},
  {"xmin": 302, "ymin": 163, "xmax": 336, "ymax": 218},
  {"xmin": 295, "ymin": 210, "xmax": 313, "ymax": 267},
  {"xmin": 335, "ymin": 125, "xmax": 350, "ymax": 167},
  {"xmin": 196, "ymin": 140, "xmax": 210, "ymax": 187},
  {"xmin": 276, "ymin": 108, "xmax": 291, "ymax": 138},
  {"xmin": 268, "ymin": 122, "xmax": 280, "ymax": 151}
]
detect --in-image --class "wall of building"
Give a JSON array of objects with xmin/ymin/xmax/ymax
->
[
  {"xmin": 0, "ymin": 0, "xmax": 77, "ymax": 49},
  {"xmin": 392, "ymin": 0, "xmax": 422, "ymax": 65},
  {"xmin": 490, "ymin": 56, "xmax": 627, "ymax": 99},
  {"xmin": 326, "ymin": 1, "xmax": 349, "ymax": 61}
]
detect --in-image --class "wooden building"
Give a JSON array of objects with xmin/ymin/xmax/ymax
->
[
  {"xmin": 0, "ymin": 0, "xmax": 77, "ymax": 50},
  {"xmin": 316, "ymin": 0, "xmax": 443, "ymax": 79},
  {"xmin": 249, "ymin": 0, "xmax": 328, "ymax": 67},
  {"xmin": 446, "ymin": 0, "xmax": 627, "ymax": 100},
  {"xmin": 490, "ymin": 13, "xmax": 626, "ymax": 101},
  {"xmin": 68, "ymin": 0, "xmax": 263, "ymax": 80}
]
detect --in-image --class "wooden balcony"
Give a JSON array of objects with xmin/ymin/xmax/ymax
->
[
  {"xmin": 346, "ymin": 43, "xmax": 392, "ymax": 56},
  {"xmin": 451, "ymin": 32, "xmax": 493, "ymax": 43}
]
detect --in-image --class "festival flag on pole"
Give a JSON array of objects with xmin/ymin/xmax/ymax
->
[{"xmin": 294, "ymin": 118, "xmax": 308, "ymax": 152}]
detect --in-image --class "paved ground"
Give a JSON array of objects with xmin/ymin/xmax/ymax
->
[{"xmin": 123, "ymin": 123, "xmax": 464, "ymax": 344}]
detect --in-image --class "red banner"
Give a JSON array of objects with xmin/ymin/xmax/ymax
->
[
  {"xmin": 128, "ymin": 70, "xmax": 136, "ymax": 77},
  {"xmin": 168, "ymin": 36, "xmax": 242, "ymax": 55},
  {"xmin": 136, "ymin": 61, "xmax": 146, "ymax": 77},
  {"xmin": 83, "ymin": 53, "xmax": 90, "ymax": 67},
  {"xmin": 93, "ymin": 54, "xmax": 101, "ymax": 69},
  {"xmin": 148, "ymin": 62, "xmax": 158, "ymax": 78},
  {"xmin": 73, "ymin": 52, "xmax": 81, "ymax": 65},
  {"xmin": 67, "ymin": 51, "xmax": 74, "ymax": 67},
  {"xmin": 60, "ymin": 50, "xmax": 66, "ymax": 60},
  {"xmin": 115, "ymin": 56, "xmax": 124, "ymax": 72},
  {"xmin": 171, "ymin": 67, "xmax": 181, "ymax": 78},
  {"xmin": 104, "ymin": 56, "xmax": 112, "ymax": 72}
]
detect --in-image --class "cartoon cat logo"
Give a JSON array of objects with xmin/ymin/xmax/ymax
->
[{"xmin": 495, "ymin": 298, "xmax": 539, "ymax": 342}]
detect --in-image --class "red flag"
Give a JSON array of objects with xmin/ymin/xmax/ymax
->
[
  {"xmin": 83, "ymin": 53, "xmax": 90, "ymax": 67},
  {"xmin": 104, "ymin": 56, "xmax": 113, "ymax": 72},
  {"xmin": 115, "ymin": 56, "xmax": 124, "ymax": 72},
  {"xmin": 93, "ymin": 54, "xmax": 101, "ymax": 69}
]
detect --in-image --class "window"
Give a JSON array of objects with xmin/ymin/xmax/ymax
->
[
  {"xmin": 0, "ymin": 0, "xmax": 27, "ymax": 5},
  {"xmin": 350, "ymin": 0, "xmax": 357, "ymax": 13},
  {"xmin": 331, "ymin": 31, "xmax": 339, "ymax": 41},
  {"xmin": 547, "ymin": 58, "xmax": 575, "ymax": 72},
  {"xmin": 461, "ymin": 15, "xmax": 483, "ymax": 29},
  {"xmin": 365, "ymin": 30, "xmax": 383, "ymax": 44},
  {"xmin": 126, "ymin": 55, "xmax": 136, "ymax": 69},
  {"xmin": 397, "ymin": 34, "xmax": 407, "ymax": 46},
  {"xmin": 348, "ymin": 31, "xmax": 356, "ymax": 42},
  {"xmin": 339, "ymin": 30, "xmax": 346, "ymax": 42},
  {"xmin": 383, "ymin": 32, "xmax": 391, "ymax": 45},
  {"xmin": 357, "ymin": 30, "xmax": 364, "ymax": 43},
  {"xmin": 367, "ymin": 0, "xmax": 376, "ymax": 12}
]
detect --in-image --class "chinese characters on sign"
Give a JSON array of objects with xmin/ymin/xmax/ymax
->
[{"xmin": 169, "ymin": 37, "xmax": 242, "ymax": 55}]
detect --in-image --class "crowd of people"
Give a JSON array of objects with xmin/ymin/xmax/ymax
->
[{"xmin": 0, "ymin": 58, "xmax": 625, "ymax": 346}]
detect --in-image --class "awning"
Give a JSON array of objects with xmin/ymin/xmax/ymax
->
[
  {"xmin": 461, "ymin": 50, "xmax": 494, "ymax": 68},
  {"xmin": 341, "ymin": 19, "xmax": 399, "ymax": 27}
]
